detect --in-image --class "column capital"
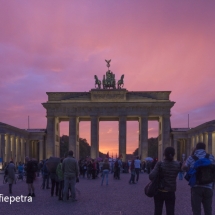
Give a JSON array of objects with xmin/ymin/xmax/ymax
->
[
  {"xmin": 90, "ymin": 114, "xmax": 99, "ymax": 118},
  {"xmin": 139, "ymin": 115, "xmax": 148, "ymax": 118},
  {"xmin": 162, "ymin": 114, "xmax": 171, "ymax": 118},
  {"xmin": 68, "ymin": 115, "xmax": 77, "ymax": 118},
  {"xmin": 46, "ymin": 115, "xmax": 55, "ymax": 118}
]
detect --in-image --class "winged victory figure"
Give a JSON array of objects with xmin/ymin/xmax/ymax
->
[{"xmin": 105, "ymin": 59, "xmax": 111, "ymax": 69}]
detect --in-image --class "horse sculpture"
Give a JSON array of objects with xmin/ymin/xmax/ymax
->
[
  {"xmin": 117, "ymin": 74, "xmax": 124, "ymax": 89},
  {"xmin": 94, "ymin": 75, "xmax": 101, "ymax": 89}
]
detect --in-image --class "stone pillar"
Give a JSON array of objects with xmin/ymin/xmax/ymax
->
[
  {"xmin": 195, "ymin": 135, "xmax": 199, "ymax": 144},
  {"xmin": 11, "ymin": 135, "xmax": 16, "ymax": 163},
  {"xmin": 5, "ymin": 134, "xmax": 11, "ymax": 162},
  {"xmin": 139, "ymin": 116, "xmax": 148, "ymax": 161},
  {"xmin": 200, "ymin": 134, "xmax": 203, "ymax": 142},
  {"xmin": 46, "ymin": 116, "xmax": 55, "ymax": 158},
  {"xmin": 33, "ymin": 141, "xmax": 38, "ymax": 160},
  {"xmin": 119, "ymin": 116, "xmax": 126, "ymax": 162},
  {"xmin": 29, "ymin": 140, "xmax": 33, "ymax": 158},
  {"xmin": 0, "ymin": 134, "xmax": 6, "ymax": 163},
  {"xmin": 76, "ymin": 119, "xmax": 80, "ymax": 160},
  {"xmin": 69, "ymin": 116, "xmax": 79, "ymax": 158},
  {"xmin": 20, "ymin": 138, "xmax": 25, "ymax": 162},
  {"xmin": 173, "ymin": 137, "xmax": 178, "ymax": 161},
  {"xmin": 25, "ymin": 139, "xmax": 30, "ymax": 158},
  {"xmin": 159, "ymin": 115, "xmax": 171, "ymax": 161},
  {"xmin": 207, "ymin": 132, "xmax": 212, "ymax": 154},
  {"xmin": 16, "ymin": 136, "xmax": 21, "ymax": 164},
  {"xmin": 91, "ymin": 116, "xmax": 99, "ymax": 159},
  {"xmin": 39, "ymin": 139, "xmax": 44, "ymax": 161},
  {"xmin": 186, "ymin": 138, "xmax": 191, "ymax": 157},
  {"xmin": 212, "ymin": 132, "xmax": 215, "ymax": 156},
  {"xmin": 54, "ymin": 117, "xmax": 60, "ymax": 157},
  {"xmin": 203, "ymin": 133, "xmax": 208, "ymax": 152}
]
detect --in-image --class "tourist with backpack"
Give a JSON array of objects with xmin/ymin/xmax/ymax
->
[
  {"xmin": 149, "ymin": 147, "xmax": 181, "ymax": 215},
  {"xmin": 182, "ymin": 142, "xmax": 215, "ymax": 215}
]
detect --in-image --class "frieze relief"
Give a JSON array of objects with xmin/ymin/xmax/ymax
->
[
  {"xmin": 91, "ymin": 90, "xmax": 126, "ymax": 102},
  {"xmin": 92, "ymin": 93, "xmax": 124, "ymax": 101},
  {"xmin": 47, "ymin": 92, "xmax": 90, "ymax": 101},
  {"xmin": 46, "ymin": 104, "xmax": 170, "ymax": 117},
  {"xmin": 127, "ymin": 92, "xmax": 170, "ymax": 100}
]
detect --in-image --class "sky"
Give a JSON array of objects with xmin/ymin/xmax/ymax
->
[{"xmin": 0, "ymin": 1, "xmax": 215, "ymax": 155}]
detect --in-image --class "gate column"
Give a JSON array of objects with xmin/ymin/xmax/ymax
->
[
  {"xmin": 91, "ymin": 116, "xmax": 99, "ymax": 159},
  {"xmin": 69, "ymin": 116, "xmax": 79, "ymax": 159},
  {"xmin": 119, "ymin": 116, "xmax": 126, "ymax": 162},
  {"xmin": 173, "ymin": 137, "xmax": 178, "ymax": 160},
  {"xmin": 20, "ymin": 138, "xmax": 25, "ymax": 162},
  {"xmin": 11, "ymin": 135, "xmax": 16, "ymax": 163},
  {"xmin": 39, "ymin": 139, "xmax": 44, "ymax": 160},
  {"xmin": 158, "ymin": 115, "xmax": 171, "ymax": 161},
  {"xmin": 139, "ymin": 116, "xmax": 148, "ymax": 161},
  {"xmin": 16, "ymin": 136, "xmax": 21, "ymax": 164},
  {"xmin": 207, "ymin": 132, "xmax": 212, "ymax": 154},
  {"xmin": 0, "ymin": 134, "xmax": 6, "ymax": 163},
  {"xmin": 46, "ymin": 116, "xmax": 55, "ymax": 158}
]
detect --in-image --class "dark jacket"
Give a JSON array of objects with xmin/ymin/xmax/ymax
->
[
  {"xmin": 149, "ymin": 160, "xmax": 180, "ymax": 192},
  {"xmin": 102, "ymin": 163, "xmax": 110, "ymax": 171},
  {"xmin": 62, "ymin": 155, "xmax": 79, "ymax": 178}
]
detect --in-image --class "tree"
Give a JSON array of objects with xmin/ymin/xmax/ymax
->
[
  {"xmin": 132, "ymin": 137, "xmax": 158, "ymax": 158},
  {"xmin": 60, "ymin": 135, "xmax": 69, "ymax": 157},
  {"xmin": 60, "ymin": 135, "xmax": 106, "ymax": 159}
]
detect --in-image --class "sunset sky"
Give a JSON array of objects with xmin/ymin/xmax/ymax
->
[{"xmin": 0, "ymin": 1, "xmax": 215, "ymax": 155}]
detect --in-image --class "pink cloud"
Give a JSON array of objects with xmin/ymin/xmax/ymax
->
[{"xmin": 0, "ymin": 1, "xmax": 215, "ymax": 154}]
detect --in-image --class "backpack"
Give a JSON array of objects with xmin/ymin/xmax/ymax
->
[
  {"xmin": 144, "ymin": 162, "xmax": 165, "ymax": 197},
  {"xmin": 185, "ymin": 154, "xmax": 215, "ymax": 187}
]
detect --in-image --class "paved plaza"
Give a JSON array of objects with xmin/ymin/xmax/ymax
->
[{"xmin": 0, "ymin": 172, "xmax": 215, "ymax": 215}]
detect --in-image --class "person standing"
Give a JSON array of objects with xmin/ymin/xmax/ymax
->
[
  {"xmin": 18, "ymin": 162, "xmax": 24, "ymax": 180},
  {"xmin": 6, "ymin": 161, "xmax": 16, "ymax": 194},
  {"xmin": 149, "ymin": 147, "xmax": 180, "ymax": 215},
  {"xmin": 62, "ymin": 150, "xmax": 79, "ymax": 202},
  {"xmin": 42, "ymin": 159, "xmax": 50, "ymax": 189},
  {"xmin": 25, "ymin": 157, "xmax": 37, "ymax": 197},
  {"xmin": 91, "ymin": 159, "xmax": 96, "ymax": 179},
  {"xmin": 50, "ymin": 167, "xmax": 59, "ymax": 197},
  {"xmin": 56, "ymin": 158, "xmax": 64, "ymax": 200},
  {"xmin": 117, "ymin": 158, "xmax": 122, "ymax": 179},
  {"xmin": 182, "ymin": 142, "xmax": 215, "ymax": 215},
  {"xmin": 129, "ymin": 159, "xmax": 136, "ymax": 184},
  {"xmin": 101, "ymin": 158, "xmax": 110, "ymax": 185},
  {"xmin": 134, "ymin": 156, "xmax": 141, "ymax": 183}
]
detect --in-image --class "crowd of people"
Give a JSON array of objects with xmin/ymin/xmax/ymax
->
[{"xmin": 2, "ymin": 142, "xmax": 215, "ymax": 215}]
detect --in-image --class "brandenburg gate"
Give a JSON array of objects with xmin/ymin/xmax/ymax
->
[{"xmin": 42, "ymin": 60, "xmax": 175, "ymax": 161}]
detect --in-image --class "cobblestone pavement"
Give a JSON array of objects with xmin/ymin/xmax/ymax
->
[{"xmin": 0, "ymin": 172, "xmax": 215, "ymax": 215}]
